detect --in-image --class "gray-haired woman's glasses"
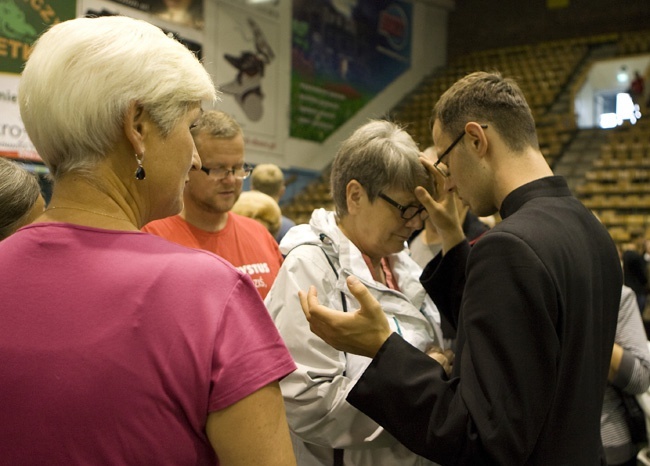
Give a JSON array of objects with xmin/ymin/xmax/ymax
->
[
  {"xmin": 378, "ymin": 192, "xmax": 428, "ymax": 220},
  {"xmin": 200, "ymin": 163, "xmax": 253, "ymax": 180}
]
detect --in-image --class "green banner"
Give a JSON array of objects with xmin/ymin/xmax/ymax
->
[
  {"xmin": 290, "ymin": 0, "xmax": 412, "ymax": 142},
  {"xmin": 0, "ymin": 0, "xmax": 76, "ymax": 75}
]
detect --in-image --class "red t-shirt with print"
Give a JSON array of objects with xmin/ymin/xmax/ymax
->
[{"xmin": 143, "ymin": 213, "xmax": 283, "ymax": 299}]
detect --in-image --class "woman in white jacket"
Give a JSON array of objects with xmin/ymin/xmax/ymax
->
[{"xmin": 265, "ymin": 120, "xmax": 444, "ymax": 466}]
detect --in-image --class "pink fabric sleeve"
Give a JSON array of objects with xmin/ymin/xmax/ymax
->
[{"xmin": 208, "ymin": 274, "xmax": 296, "ymax": 411}]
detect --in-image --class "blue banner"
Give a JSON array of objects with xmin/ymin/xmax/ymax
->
[{"xmin": 290, "ymin": 0, "xmax": 412, "ymax": 142}]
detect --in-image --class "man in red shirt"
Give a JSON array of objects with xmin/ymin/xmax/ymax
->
[{"xmin": 143, "ymin": 110, "xmax": 283, "ymax": 299}]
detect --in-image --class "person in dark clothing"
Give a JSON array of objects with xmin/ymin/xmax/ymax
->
[
  {"xmin": 298, "ymin": 71, "xmax": 622, "ymax": 465},
  {"xmin": 628, "ymin": 71, "xmax": 645, "ymax": 107},
  {"xmin": 623, "ymin": 231, "xmax": 648, "ymax": 314}
]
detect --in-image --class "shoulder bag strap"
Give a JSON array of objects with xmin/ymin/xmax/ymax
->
[{"xmin": 284, "ymin": 242, "xmax": 347, "ymax": 466}]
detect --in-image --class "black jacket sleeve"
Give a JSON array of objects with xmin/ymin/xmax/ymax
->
[
  {"xmin": 420, "ymin": 240, "xmax": 471, "ymax": 330},
  {"xmin": 348, "ymin": 232, "xmax": 561, "ymax": 465}
]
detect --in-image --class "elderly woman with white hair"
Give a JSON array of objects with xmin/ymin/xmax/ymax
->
[
  {"xmin": 0, "ymin": 16, "xmax": 296, "ymax": 465},
  {"xmin": 265, "ymin": 120, "xmax": 444, "ymax": 466}
]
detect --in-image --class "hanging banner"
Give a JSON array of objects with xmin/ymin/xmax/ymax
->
[
  {"xmin": 0, "ymin": 0, "xmax": 76, "ymax": 161},
  {"xmin": 214, "ymin": 0, "xmax": 282, "ymax": 155},
  {"xmin": 290, "ymin": 0, "xmax": 412, "ymax": 142},
  {"xmin": 84, "ymin": 2, "xmax": 203, "ymax": 60},
  {"xmin": 104, "ymin": 0, "xmax": 204, "ymax": 30},
  {"xmin": 0, "ymin": 73, "xmax": 40, "ymax": 161},
  {"xmin": 0, "ymin": 0, "xmax": 75, "ymax": 74}
]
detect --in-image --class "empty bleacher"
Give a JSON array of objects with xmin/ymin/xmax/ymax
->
[
  {"xmin": 577, "ymin": 118, "xmax": 650, "ymax": 243},
  {"xmin": 283, "ymin": 31, "xmax": 650, "ymax": 247}
]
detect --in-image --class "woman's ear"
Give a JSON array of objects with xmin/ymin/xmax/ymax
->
[
  {"xmin": 123, "ymin": 101, "xmax": 147, "ymax": 155},
  {"xmin": 345, "ymin": 179, "xmax": 365, "ymax": 215}
]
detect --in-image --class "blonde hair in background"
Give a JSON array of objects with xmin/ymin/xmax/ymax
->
[
  {"xmin": 232, "ymin": 190, "xmax": 282, "ymax": 237},
  {"xmin": 18, "ymin": 16, "xmax": 217, "ymax": 179},
  {"xmin": 0, "ymin": 158, "xmax": 41, "ymax": 240},
  {"xmin": 251, "ymin": 164, "xmax": 285, "ymax": 199}
]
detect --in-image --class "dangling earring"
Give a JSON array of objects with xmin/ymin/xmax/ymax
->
[{"xmin": 134, "ymin": 153, "xmax": 146, "ymax": 180}]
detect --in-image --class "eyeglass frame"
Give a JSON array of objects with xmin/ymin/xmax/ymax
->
[
  {"xmin": 199, "ymin": 163, "xmax": 253, "ymax": 180},
  {"xmin": 433, "ymin": 124, "xmax": 488, "ymax": 178},
  {"xmin": 377, "ymin": 192, "xmax": 428, "ymax": 221}
]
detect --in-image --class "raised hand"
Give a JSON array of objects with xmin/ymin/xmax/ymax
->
[
  {"xmin": 298, "ymin": 276, "xmax": 393, "ymax": 358},
  {"xmin": 417, "ymin": 155, "xmax": 465, "ymax": 253}
]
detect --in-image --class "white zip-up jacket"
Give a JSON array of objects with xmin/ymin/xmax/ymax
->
[{"xmin": 265, "ymin": 209, "xmax": 443, "ymax": 466}]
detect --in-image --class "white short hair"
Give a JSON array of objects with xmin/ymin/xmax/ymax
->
[
  {"xmin": 19, "ymin": 16, "xmax": 217, "ymax": 178},
  {"xmin": 330, "ymin": 120, "xmax": 433, "ymax": 217}
]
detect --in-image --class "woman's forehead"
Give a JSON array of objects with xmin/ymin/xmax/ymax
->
[{"xmin": 382, "ymin": 187, "xmax": 419, "ymax": 204}]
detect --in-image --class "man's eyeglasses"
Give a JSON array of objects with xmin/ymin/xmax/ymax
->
[
  {"xmin": 200, "ymin": 163, "xmax": 253, "ymax": 180},
  {"xmin": 433, "ymin": 124, "xmax": 488, "ymax": 178},
  {"xmin": 378, "ymin": 192, "xmax": 427, "ymax": 220}
]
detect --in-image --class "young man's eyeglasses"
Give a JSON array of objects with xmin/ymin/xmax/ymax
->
[
  {"xmin": 378, "ymin": 192, "xmax": 428, "ymax": 220},
  {"xmin": 200, "ymin": 163, "xmax": 253, "ymax": 180},
  {"xmin": 433, "ymin": 124, "xmax": 488, "ymax": 178}
]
